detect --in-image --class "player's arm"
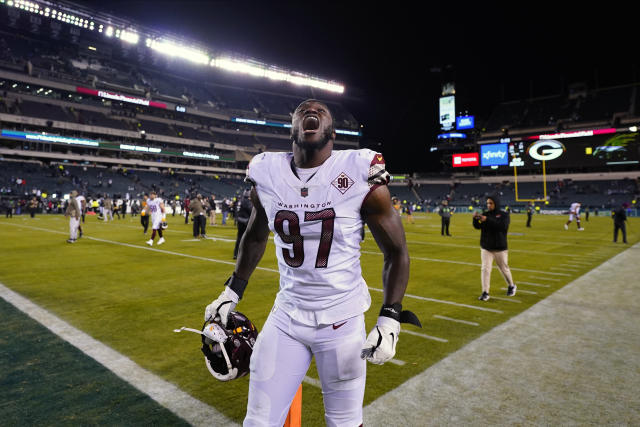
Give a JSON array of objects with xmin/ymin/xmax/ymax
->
[
  {"xmin": 362, "ymin": 185, "xmax": 409, "ymax": 305},
  {"xmin": 204, "ymin": 187, "xmax": 270, "ymax": 326},
  {"xmin": 234, "ymin": 187, "xmax": 270, "ymax": 279},
  {"xmin": 360, "ymin": 185, "xmax": 421, "ymax": 365}
]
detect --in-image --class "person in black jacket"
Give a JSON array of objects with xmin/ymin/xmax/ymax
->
[
  {"xmin": 526, "ymin": 203, "xmax": 533, "ymax": 228},
  {"xmin": 612, "ymin": 202, "xmax": 628, "ymax": 244},
  {"xmin": 472, "ymin": 195, "xmax": 517, "ymax": 301},
  {"xmin": 439, "ymin": 200, "xmax": 453, "ymax": 236},
  {"xmin": 233, "ymin": 189, "xmax": 253, "ymax": 259}
]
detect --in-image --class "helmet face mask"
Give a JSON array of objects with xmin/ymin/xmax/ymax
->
[{"xmin": 200, "ymin": 311, "xmax": 258, "ymax": 382}]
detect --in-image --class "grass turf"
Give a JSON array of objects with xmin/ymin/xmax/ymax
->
[{"xmin": 0, "ymin": 211, "xmax": 637, "ymax": 425}]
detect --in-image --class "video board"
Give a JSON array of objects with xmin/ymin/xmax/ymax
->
[{"xmin": 480, "ymin": 131, "xmax": 639, "ymax": 170}]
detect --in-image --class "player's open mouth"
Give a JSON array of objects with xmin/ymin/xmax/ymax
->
[{"xmin": 302, "ymin": 115, "xmax": 320, "ymax": 133}]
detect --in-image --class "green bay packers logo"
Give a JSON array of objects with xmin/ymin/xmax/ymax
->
[{"xmin": 527, "ymin": 140, "xmax": 566, "ymax": 161}]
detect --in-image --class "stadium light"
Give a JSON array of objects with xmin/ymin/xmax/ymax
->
[
  {"xmin": 119, "ymin": 30, "xmax": 139, "ymax": 44},
  {"xmin": 0, "ymin": 0, "xmax": 346, "ymax": 94},
  {"xmin": 148, "ymin": 39, "xmax": 210, "ymax": 65},
  {"xmin": 211, "ymin": 57, "xmax": 344, "ymax": 94}
]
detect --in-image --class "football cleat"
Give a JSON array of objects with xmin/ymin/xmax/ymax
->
[
  {"xmin": 507, "ymin": 285, "xmax": 517, "ymax": 296},
  {"xmin": 157, "ymin": 237, "xmax": 165, "ymax": 245},
  {"xmin": 478, "ymin": 291, "xmax": 490, "ymax": 301},
  {"xmin": 146, "ymin": 239, "xmax": 153, "ymax": 246},
  {"xmin": 564, "ymin": 224, "xmax": 569, "ymax": 230}
]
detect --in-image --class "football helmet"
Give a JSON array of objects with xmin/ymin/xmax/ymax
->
[
  {"xmin": 200, "ymin": 311, "xmax": 258, "ymax": 381},
  {"xmin": 161, "ymin": 221, "xmax": 169, "ymax": 229}
]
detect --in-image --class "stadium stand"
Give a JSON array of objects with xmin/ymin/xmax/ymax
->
[{"xmin": 0, "ymin": 18, "xmax": 361, "ymax": 198}]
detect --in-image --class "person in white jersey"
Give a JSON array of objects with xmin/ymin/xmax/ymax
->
[
  {"xmin": 144, "ymin": 191, "xmax": 166, "ymax": 246},
  {"xmin": 204, "ymin": 99, "xmax": 421, "ymax": 426},
  {"xmin": 75, "ymin": 193, "xmax": 86, "ymax": 238},
  {"xmin": 565, "ymin": 201, "xmax": 584, "ymax": 230}
]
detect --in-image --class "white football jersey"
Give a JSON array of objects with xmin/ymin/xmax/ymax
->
[
  {"xmin": 570, "ymin": 202, "xmax": 580, "ymax": 215},
  {"xmin": 76, "ymin": 195, "xmax": 85, "ymax": 212},
  {"xmin": 247, "ymin": 149, "xmax": 390, "ymax": 326},
  {"xmin": 147, "ymin": 197, "xmax": 164, "ymax": 219}
]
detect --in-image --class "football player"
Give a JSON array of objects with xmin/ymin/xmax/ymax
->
[
  {"xmin": 565, "ymin": 201, "xmax": 584, "ymax": 230},
  {"xmin": 144, "ymin": 191, "xmax": 166, "ymax": 246},
  {"xmin": 140, "ymin": 194, "xmax": 150, "ymax": 234},
  {"xmin": 75, "ymin": 192, "xmax": 86, "ymax": 238},
  {"xmin": 205, "ymin": 99, "xmax": 420, "ymax": 426}
]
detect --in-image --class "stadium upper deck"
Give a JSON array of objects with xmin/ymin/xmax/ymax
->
[{"xmin": 0, "ymin": 0, "xmax": 361, "ymax": 178}]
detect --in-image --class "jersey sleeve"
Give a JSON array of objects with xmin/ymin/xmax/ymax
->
[{"xmin": 245, "ymin": 152, "xmax": 268, "ymax": 187}]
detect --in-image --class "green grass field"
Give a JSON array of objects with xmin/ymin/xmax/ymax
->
[{"xmin": 0, "ymin": 211, "xmax": 638, "ymax": 425}]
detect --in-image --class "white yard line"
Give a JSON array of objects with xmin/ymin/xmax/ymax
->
[
  {"xmin": 368, "ymin": 287, "xmax": 503, "ymax": 314},
  {"xmin": 404, "ymin": 231, "xmax": 612, "ymax": 248},
  {"xmin": 518, "ymin": 281, "xmax": 551, "ymax": 288},
  {"xmin": 303, "ymin": 376, "xmax": 322, "ymax": 388},
  {"xmin": 362, "ymin": 251, "xmax": 571, "ymax": 276},
  {"xmin": 400, "ymin": 329, "xmax": 449, "ymax": 343},
  {"xmin": 0, "ymin": 283, "xmax": 237, "ymax": 427},
  {"xmin": 550, "ymin": 266, "xmax": 580, "ymax": 272},
  {"xmin": 402, "ymin": 239, "xmax": 582, "ymax": 257},
  {"xmin": 0, "ymin": 222, "xmax": 278, "ymax": 274},
  {"xmin": 501, "ymin": 287, "xmax": 537, "ymax": 295},
  {"xmin": 489, "ymin": 296, "xmax": 522, "ymax": 303},
  {"xmin": 529, "ymin": 276, "xmax": 562, "ymax": 281},
  {"xmin": 432, "ymin": 315, "xmax": 479, "ymax": 326}
]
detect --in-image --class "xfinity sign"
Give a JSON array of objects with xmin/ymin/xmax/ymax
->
[
  {"xmin": 480, "ymin": 144, "xmax": 509, "ymax": 167},
  {"xmin": 527, "ymin": 140, "xmax": 565, "ymax": 161}
]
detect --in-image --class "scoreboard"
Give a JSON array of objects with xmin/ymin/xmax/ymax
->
[{"xmin": 480, "ymin": 129, "xmax": 639, "ymax": 171}]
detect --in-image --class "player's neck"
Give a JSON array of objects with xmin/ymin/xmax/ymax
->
[{"xmin": 292, "ymin": 141, "xmax": 333, "ymax": 168}]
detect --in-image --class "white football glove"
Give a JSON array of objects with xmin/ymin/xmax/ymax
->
[
  {"xmin": 361, "ymin": 316, "xmax": 401, "ymax": 365},
  {"xmin": 204, "ymin": 287, "xmax": 239, "ymax": 327}
]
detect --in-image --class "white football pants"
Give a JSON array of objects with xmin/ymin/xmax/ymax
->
[
  {"xmin": 244, "ymin": 307, "xmax": 366, "ymax": 427},
  {"xmin": 69, "ymin": 217, "xmax": 79, "ymax": 240},
  {"xmin": 480, "ymin": 248, "xmax": 515, "ymax": 293}
]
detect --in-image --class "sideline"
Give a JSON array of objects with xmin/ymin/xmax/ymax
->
[
  {"xmin": 363, "ymin": 242, "xmax": 640, "ymax": 425},
  {"xmin": 0, "ymin": 282, "xmax": 238, "ymax": 427}
]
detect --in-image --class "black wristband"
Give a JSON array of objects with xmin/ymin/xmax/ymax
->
[
  {"xmin": 379, "ymin": 303, "xmax": 402, "ymax": 321},
  {"xmin": 379, "ymin": 303, "xmax": 422, "ymax": 328},
  {"xmin": 224, "ymin": 273, "xmax": 248, "ymax": 299}
]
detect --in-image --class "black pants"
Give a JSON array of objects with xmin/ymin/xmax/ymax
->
[
  {"xmin": 614, "ymin": 222, "xmax": 627, "ymax": 243},
  {"xmin": 526, "ymin": 213, "xmax": 532, "ymax": 227},
  {"xmin": 441, "ymin": 217, "xmax": 450, "ymax": 235},
  {"xmin": 234, "ymin": 221, "xmax": 248, "ymax": 258},
  {"xmin": 6, "ymin": 207, "xmax": 12, "ymax": 218},
  {"xmin": 193, "ymin": 215, "xmax": 206, "ymax": 237},
  {"xmin": 141, "ymin": 215, "xmax": 149, "ymax": 233}
]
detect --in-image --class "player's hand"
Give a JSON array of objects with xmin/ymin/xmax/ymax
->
[
  {"xmin": 204, "ymin": 287, "xmax": 239, "ymax": 327},
  {"xmin": 361, "ymin": 316, "xmax": 400, "ymax": 364}
]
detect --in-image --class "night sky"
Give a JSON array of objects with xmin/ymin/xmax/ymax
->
[{"xmin": 74, "ymin": 0, "xmax": 639, "ymax": 173}]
